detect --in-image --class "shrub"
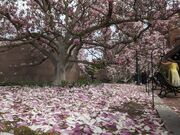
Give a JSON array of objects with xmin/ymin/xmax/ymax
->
[
  {"xmin": 0, "ymin": 81, "xmax": 52, "ymax": 87},
  {"xmin": 60, "ymin": 80, "xmax": 69, "ymax": 87},
  {"xmin": 75, "ymin": 78, "xmax": 90, "ymax": 87}
]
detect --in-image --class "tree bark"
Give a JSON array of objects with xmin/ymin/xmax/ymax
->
[
  {"xmin": 53, "ymin": 62, "xmax": 65, "ymax": 85},
  {"xmin": 53, "ymin": 61, "xmax": 80, "ymax": 85}
]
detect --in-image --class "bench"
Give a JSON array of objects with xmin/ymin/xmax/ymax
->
[{"xmin": 152, "ymin": 72, "xmax": 180, "ymax": 98}]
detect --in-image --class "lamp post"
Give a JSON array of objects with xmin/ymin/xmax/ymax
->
[
  {"xmin": 151, "ymin": 49, "xmax": 155, "ymax": 108},
  {"xmin": 136, "ymin": 50, "xmax": 141, "ymax": 85}
]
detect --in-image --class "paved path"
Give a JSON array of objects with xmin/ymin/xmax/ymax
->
[{"xmin": 155, "ymin": 95, "xmax": 180, "ymax": 135}]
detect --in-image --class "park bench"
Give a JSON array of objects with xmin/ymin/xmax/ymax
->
[{"xmin": 152, "ymin": 72, "xmax": 180, "ymax": 98}]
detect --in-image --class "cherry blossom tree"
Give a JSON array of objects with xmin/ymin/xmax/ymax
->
[
  {"xmin": 0, "ymin": 0, "xmax": 179, "ymax": 84},
  {"xmin": 100, "ymin": 14, "xmax": 180, "ymax": 82}
]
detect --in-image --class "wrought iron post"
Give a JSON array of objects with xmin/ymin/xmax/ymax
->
[
  {"xmin": 150, "ymin": 49, "xmax": 165, "ymax": 108},
  {"xmin": 147, "ymin": 63, "xmax": 151, "ymax": 94}
]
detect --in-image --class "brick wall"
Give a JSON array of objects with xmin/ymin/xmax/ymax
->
[
  {"xmin": 169, "ymin": 27, "xmax": 180, "ymax": 47},
  {"xmin": 0, "ymin": 45, "xmax": 54, "ymax": 83}
]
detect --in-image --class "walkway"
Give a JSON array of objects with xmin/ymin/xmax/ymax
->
[{"xmin": 155, "ymin": 93, "xmax": 180, "ymax": 135}]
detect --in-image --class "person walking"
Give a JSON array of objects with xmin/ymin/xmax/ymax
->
[{"xmin": 161, "ymin": 59, "xmax": 180, "ymax": 86}]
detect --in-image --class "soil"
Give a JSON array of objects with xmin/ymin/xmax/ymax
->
[{"xmin": 109, "ymin": 101, "xmax": 144, "ymax": 117}]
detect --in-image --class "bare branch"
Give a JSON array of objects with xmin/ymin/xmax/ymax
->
[{"xmin": 77, "ymin": 19, "xmax": 138, "ymax": 36}]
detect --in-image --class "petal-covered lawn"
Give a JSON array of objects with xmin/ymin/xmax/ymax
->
[{"xmin": 0, "ymin": 84, "xmax": 167, "ymax": 135}]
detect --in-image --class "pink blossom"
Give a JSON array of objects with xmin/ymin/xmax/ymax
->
[{"xmin": 73, "ymin": 39, "xmax": 80, "ymax": 45}]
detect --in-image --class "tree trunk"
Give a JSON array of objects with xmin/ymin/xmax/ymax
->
[
  {"xmin": 53, "ymin": 61, "xmax": 80, "ymax": 85},
  {"xmin": 53, "ymin": 62, "xmax": 65, "ymax": 85},
  {"xmin": 51, "ymin": 38, "xmax": 80, "ymax": 85}
]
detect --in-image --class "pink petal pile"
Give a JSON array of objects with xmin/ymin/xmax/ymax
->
[{"xmin": 0, "ymin": 84, "xmax": 168, "ymax": 134}]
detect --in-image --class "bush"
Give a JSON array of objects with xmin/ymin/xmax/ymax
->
[
  {"xmin": 74, "ymin": 78, "xmax": 90, "ymax": 87},
  {"xmin": 60, "ymin": 80, "xmax": 69, "ymax": 87},
  {"xmin": 92, "ymin": 79, "xmax": 102, "ymax": 85}
]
